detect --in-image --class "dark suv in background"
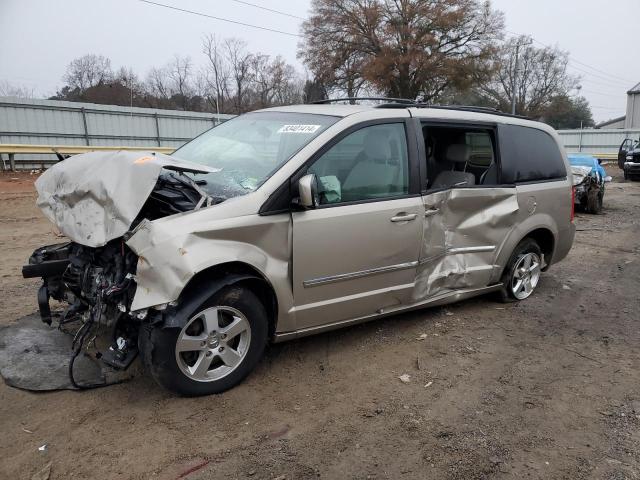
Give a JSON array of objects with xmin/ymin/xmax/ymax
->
[{"xmin": 618, "ymin": 137, "xmax": 640, "ymax": 180}]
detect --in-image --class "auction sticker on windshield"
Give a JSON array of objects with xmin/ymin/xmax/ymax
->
[{"xmin": 278, "ymin": 124, "xmax": 322, "ymax": 134}]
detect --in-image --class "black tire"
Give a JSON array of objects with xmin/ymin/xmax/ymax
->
[
  {"xmin": 139, "ymin": 285, "xmax": 268, "ymax": 396},
  {"xmin": 586, "ymin": 188, "xmax": 603, "ymax": 214},
  {"xmin": 498, "ymin": 238, "xmax": 543, "ymax": 303}
]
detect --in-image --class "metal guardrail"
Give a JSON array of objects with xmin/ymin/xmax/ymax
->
[
  {"xmin": 0, "ymin": 144, "xmax": 175, "ymax": 171},
  {"xmin": 567, "ymin": 152, "xmax": 618, "ymax": 160},
  {"xmin": 0, "ymin": 143, "xmax": 621, "ymax": 172}
]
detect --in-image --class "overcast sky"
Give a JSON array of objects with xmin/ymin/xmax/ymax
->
[{"xmin": 1, "ymin": 0, "xmax": 638, "ymax": 122}]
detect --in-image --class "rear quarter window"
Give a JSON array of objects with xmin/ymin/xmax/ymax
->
[{"xmin": 499, "ymin": 124, "xmax": 566, "ymax": 183}]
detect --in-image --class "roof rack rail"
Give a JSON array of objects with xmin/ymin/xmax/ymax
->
[
  {"xmin": 420, "ymin": 105, "xmax": 530, "ymax": 119},
  {"xmin": 309, "ymin": 98, "xmax": 530, "ymax": 119},
  {"xmin": 376, "ymin": 102, "xmax": 529, "ymax": 119},
  {"xmin": 310, "ymin": 97, "xmax": 416, "ymax": 105}
]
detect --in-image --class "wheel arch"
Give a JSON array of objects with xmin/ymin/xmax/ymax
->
[
  {"xmin": 493, "ymin": 223, "xmax": 557, "ymax": 284},
  {"xmin": 524, "ymin": 227, "xmax": 555, "ymax": 270},
  {"xmin": 161, "ymin": 261, "xmax": 279, "ymax": 338}
]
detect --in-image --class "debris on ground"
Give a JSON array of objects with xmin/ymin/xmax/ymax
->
[
  {"xmin": 30, "ymin": 462, "xmax": 51, "ymax": 480},
  {"xmin": 416, "ymin": 333, "xmax": 428, "ymax": 340},
  {"xmin": 424, "ymin": 381, "xmax": 433, "ymax": 388},
  {"xmin": 37, "ymin": 444, "xmax": 47, "ymax": 452},
  {"xmin": 399, "ymin": 374, "xmax": 411, "ymax": 384}
]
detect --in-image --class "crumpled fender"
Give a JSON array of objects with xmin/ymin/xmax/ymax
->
[{"xmin": 125, "ymin": 209, "xmax": 291, "ymax": 314}]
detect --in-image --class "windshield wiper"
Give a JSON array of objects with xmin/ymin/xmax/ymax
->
[{"xmin": 168, "ymin": 172, "xmax": 216, "ymax": 210}]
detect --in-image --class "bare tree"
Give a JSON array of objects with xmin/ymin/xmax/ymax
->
[
  {"xmin": 63, "ymin": 54, "xmax": 112, "ymax": 92},
  {"xmin": 167, "ymin": 55, "xmax": 195, "ymax": 110},
  {"xmin": 145, "ymin": 66, "xmax": 172, "ymax": 102},
  {"xmin": 299, "ymin": 0, "xmax": 504, "ymax": 102},
  {"xmin": 225, "ymin": 38, "xmax": 253, "ymax": 113},
  {"xmin": 476, "ymin": 35, "xmax": 579, "ymax": 116},
  {"xmin": 0, "ymin": 80, "xmax": 35, "ymax": 98},
  {"xmin": 250, "ymin": 54, "xmax": 276, "ymax": 108},
  {"xmin": 202, "ymin": 34, "xmax": 230, "ymax": 114}
]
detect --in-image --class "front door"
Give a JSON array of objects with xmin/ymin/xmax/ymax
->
[
  {"xmin": 291, "ymin": 121, "xmax": 423, "ymax": 330},
  {"xmin": 619, "ymin": 139, "xmax": 634, "ymax": 169}
]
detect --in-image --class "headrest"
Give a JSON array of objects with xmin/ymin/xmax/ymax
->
[
  {"xmin": 363, "ymin": 131, "xmax": 390, "ymax": 160},
  {"xmin": 445, "ymin": 144, "xmax": 470, "ymax": 164}
]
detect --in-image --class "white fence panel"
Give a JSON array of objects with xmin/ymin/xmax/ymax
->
[
  {"xmin": 557, "ymin": 128, "xmax": 640, "ymax": 156},
  {"xmin": 0, "ymin": 97, "xmax": 234, "ymax": 168}
]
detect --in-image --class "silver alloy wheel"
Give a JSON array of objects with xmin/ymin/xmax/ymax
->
[
  {"xmin": 175, "ymin": 306, "xmax": 251, "ymax": 382},
  {"xmin": 511, "ymin": 252, "xmax": 542, "ymax": 300}
]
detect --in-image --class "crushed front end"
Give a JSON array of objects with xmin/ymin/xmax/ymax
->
[
  {"xmin": 20, "ymin": 150, "xmax": 222, "ymax": 388},
  {"xmin": 571, "ymin": 164, "xmax": 604, "ymax": 212},
  {"xmin": 23, "ymin": 240, "xmax": 141, "ymax": 376}
]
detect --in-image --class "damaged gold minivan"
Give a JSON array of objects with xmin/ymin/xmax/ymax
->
[{"xmin": 25, "ymin": 101, "xmax": 575, "ymax": 395}]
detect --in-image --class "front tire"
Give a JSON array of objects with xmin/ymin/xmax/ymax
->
[
  {"xmin": 499, "ymin": 238, "xmax": 543, "ymax": 303},
  {"xmin": 140, "ymin": 285, "xmax": 268, "ymax": 396},
  {"xmin": 586, "ymin": 188, "xmax": 603, "ymax": 214}
]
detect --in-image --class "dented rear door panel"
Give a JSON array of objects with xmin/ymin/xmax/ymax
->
[{"xmin": 415, "ymin": 187, "xmax": 519, "ymax": 301}]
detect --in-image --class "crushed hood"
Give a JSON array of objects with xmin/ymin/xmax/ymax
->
[{"xmin": 35, "ymin": 150, "xmax": 220, "ymax": 247}]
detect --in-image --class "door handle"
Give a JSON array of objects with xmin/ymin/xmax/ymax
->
[
  {"xmin": 390, "ymin": 213, "xmax": 418, "ymax": 222},
  {"xmin": 424, "ymin": 208, "xmax": 440, "ymax": 217}
]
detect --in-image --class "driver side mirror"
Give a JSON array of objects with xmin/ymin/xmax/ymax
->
[{"xmin": 297, "ymin": 174, "xmax": 319, "ymax": 208}]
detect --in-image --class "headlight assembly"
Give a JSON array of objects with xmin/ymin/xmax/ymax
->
[{"xmin": 572, "ymin": 174, "xmax": 585, "ymax": 186}]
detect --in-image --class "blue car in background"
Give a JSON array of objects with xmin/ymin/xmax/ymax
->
[{"xmin": 568, "ymin": 153, "xmax": 612, "ymax": 214}]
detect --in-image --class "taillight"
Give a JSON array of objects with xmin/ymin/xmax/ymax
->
[{"xmin": 570, "ymin": 186, "xmax": 575, "ymax": 222}]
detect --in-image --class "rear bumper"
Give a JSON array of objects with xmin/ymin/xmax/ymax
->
[{"xmin": 551, "ymin": 223, "xmax": 576, "ymax": 267}]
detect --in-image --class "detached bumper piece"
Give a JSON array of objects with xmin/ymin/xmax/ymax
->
[{"xmin": 22, "ymin": 243, "xmax": 71, "ymax": 326}]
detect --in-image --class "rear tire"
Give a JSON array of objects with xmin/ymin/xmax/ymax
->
[
  {"xmin": 499, "ymin": 238, "xmax": 543, "ymax": 303},
  {"xmin": 140, "ymin": 285, "xmax": 268, "ymax": 396}
]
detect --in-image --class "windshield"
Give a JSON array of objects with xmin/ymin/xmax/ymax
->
[{"xmin": 172, "ymin": 111, "xmax": 339, "ymax": 199}]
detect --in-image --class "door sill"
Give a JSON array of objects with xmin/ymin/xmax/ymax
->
[{"xmin": 273, "ymin": 284, "xmax": 502, "ymax": 342}]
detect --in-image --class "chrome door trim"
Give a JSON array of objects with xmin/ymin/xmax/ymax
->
[
  {"xmin": 447, "ymin": 245, "xmax": 496, "ymax": 254},
  {"xmin": 418, "ymin": 245, "xmax": 496, "ymax": 265},
  {"xmin": 303, "ymin": 260, "xmax": 419, "ymax": 288}
]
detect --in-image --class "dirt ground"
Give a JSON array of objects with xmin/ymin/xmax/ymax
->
[{"xmin": 1, "ymin": 170, "xmax": 639, "ymax": 480}]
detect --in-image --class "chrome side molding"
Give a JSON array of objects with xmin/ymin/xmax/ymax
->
[{"xmin": 303, "ymin": 261, "xmax": 419, "ymax": 288}]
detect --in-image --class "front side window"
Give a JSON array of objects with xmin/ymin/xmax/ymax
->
[
  {"xmin": 173, "ymin": 112, "xmax": 338, "ymax": 200},
  {"xmin": 307, "ymin": 123, "xmax": 410, "ymax": 205}
]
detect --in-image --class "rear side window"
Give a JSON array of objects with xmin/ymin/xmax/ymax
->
[{"xmin": 499, "ymin": 125, "xmax": 566, "ymax": 183}]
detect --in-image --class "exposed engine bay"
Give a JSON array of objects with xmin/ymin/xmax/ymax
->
[{"xmin": 22, "ymin": 151, "xmax": 226, "ymax": 388}]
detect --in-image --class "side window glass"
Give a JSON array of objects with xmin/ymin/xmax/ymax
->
[
  {"xmin": 499, "ymin": 125, "xmax": 566, "ymax": 183},
  {"xmin": 308, "ymin": 123, "xmax": 409, "ymax": 205},
  {"xmin": 423, "ymin": 126, "xmax": 498, "ymax": 189},
  {"xmin": 466, "ymin": 132, "xmax": 494, "ymax": 168}
]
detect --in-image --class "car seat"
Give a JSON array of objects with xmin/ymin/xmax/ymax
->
[{"xmin": 431, "ymin": 144, "xmax": 476, "ymax": 189}]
